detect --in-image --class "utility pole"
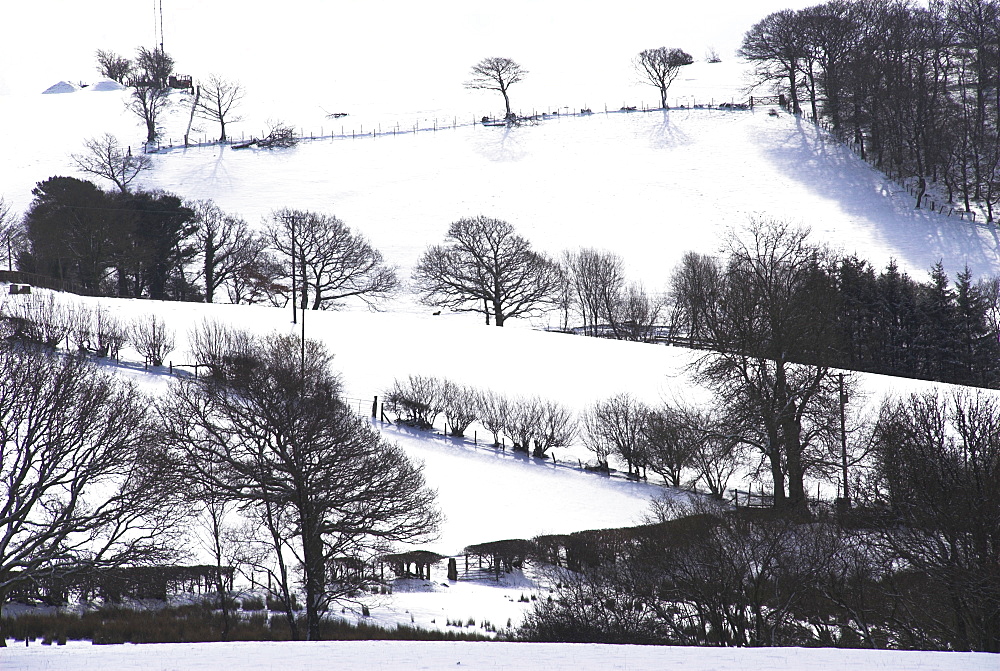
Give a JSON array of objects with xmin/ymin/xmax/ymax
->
[
  {"xmin": 289, "ymin": 213, "xmax": 297, "ymax": 325},
  {"xmin": 300, "ymin": 253, "xmax": 306, "ymax": 380},
  {"xmin": 839, "ymin": 373, "xmax": 850, "ymax": 506}
]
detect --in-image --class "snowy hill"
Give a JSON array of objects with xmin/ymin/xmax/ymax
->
[{"xmin": 3, "ymin": 15, "xmax": 999, "ymax": 665}]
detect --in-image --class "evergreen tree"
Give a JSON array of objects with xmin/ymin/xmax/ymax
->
[
  {"xmin": 954, "ymin": 267, "xmax": 1000, "ymax": 386},
  {"xmin": 916, "ymin": 262, "xmax": 959, "ymax": 381},
  {"xmin": 873, "ymin": 260, "xmax": 921, "ymax": 377}
]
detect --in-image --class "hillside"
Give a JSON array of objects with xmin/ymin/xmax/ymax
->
[{"xmin": 2, "ymin": 48, "xmax": 998, "ymax": 667}]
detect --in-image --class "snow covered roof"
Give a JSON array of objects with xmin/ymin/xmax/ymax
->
[
  {"xmin": 41, "ymin": 80, "xmax": 80, "ymax": 94},
  {"xmin": 88, "ymin": 79, "xmax": 126, "ymax": 91}
]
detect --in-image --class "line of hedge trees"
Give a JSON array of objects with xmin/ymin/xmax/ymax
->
[
  {"xmin": 0, "ymin": 291, "xmax": 176, "ymax": 366},
  {"xmin": 383, "ymin": 374, "xmax": 747, "ymax": 498}
]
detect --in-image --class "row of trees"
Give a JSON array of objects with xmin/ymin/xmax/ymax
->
[
  {"xmin": 384, "ymin": 375, "xmax": 748, "ymax": 498},
  {"xmin": 0, "ymin": 328, "xmax": 439, "ymax": 644},
  {"xmin": 412, "ymin": 215, "xmax": 663, "ymax": 337},
  {"xmin": 520, "ymin": 389, "xmax": 1000, "ymax": 652},
  {"xmin": 414, "ymin": 215, "xmax": 1000, "ymax": 390},
  {"xmin": 97, "ymin": 46, "xmax": 244, "ymax": 143},
  {"xmin": 13, "ymin": 178, "xmax": 396, "ymax": 308},
  {"xmin": 385, "ymin": 375, "xmax": 575, "ymax": 459},
  {"xmin": 740, "ymin": 0, "xmax": 1000, "ymax": 219},
  {"xmin": 465, "ymin": 47, "xmax": 694, "ymax": 122},
  {"xmin": 0, "ymin": 293, "xmax": 175, "ymax": 365},
  {"xmin": 671, "ymin": 221, "xmax": 1000, "ymax": 388},
  {"xmin": 15, "ymin": 188, "xmax": 999, "ymax": 391}
]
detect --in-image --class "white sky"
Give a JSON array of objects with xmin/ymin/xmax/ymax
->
[{"xmin": 1, "ymin": 0, "xmax": 821, "ymax": 103}]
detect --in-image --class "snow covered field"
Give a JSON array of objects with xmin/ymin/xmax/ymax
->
[
  {"xmin": 3, "ymin": 638, "xmax": 996, "ymax": 671},
  {"xmin": 3, "ymin": 1, "xmax": 999, "ymax": 666}
]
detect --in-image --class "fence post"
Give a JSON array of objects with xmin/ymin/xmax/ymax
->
[{"xmin": 372, "ymin": 395, "xmax": 378, "ymax": 419}]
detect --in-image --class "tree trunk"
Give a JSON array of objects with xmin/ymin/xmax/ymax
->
[
  {"xmin": 204, "ymin": 245, "xmax": 216, "ymax": 303},
  {"xmin": 493, "ymin": 301, "xmax": 505, "ymax": 327},
  {"xmin": 301, "ymin": 521, "xmax": 325, "ymax": 641}
]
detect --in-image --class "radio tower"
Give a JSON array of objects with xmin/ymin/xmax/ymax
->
[{"xmin": 153, "ymin": 0, "xmax": 164, "ymax": 52}]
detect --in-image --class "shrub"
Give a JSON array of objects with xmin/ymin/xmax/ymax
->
[
  {"xmin": 441, "ymin": 380, "xmax": 478, "ymax": 437},
  {"xmin": 476, "ymin": 389, "xmax": 511, "ymax": 446},
  {"xmin": 385, "ymin": 375, "xmax": 442, "ymax": 429},
  {"xmin": 0, "ymin": 293, "xmax": 73, "ymax": 348},
  {"xmin": 129, "ymin": 314, "xmax": 175, "ymax": 366},
  {"xmin": 187, "ymin": 319, "xmax": 257, "ymax": 380}
]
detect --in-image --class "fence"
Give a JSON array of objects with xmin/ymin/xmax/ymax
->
[
  {"xmin": 144, "ymin": 97, "xmax": 759, "ymax": 154},
  {"xmin": 0, "ymin": 270, "xmax": 91, "ymax": 295},
  {"xmin": 812, "ymin": 118, "xmax": 985, "ymax": 223}
]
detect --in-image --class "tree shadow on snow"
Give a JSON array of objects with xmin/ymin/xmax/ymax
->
[{"xmin": 760, "ymin": 115, "xmax": 1000, "ymax": 277}]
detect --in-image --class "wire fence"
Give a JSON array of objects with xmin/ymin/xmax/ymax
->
[
  {"xmin": 144, "ymin": 96, "xmax": 760, "ymax": 154},
  {"xmin": 813, "ymin": 117, "xmax": 985, "ymax": 223}
]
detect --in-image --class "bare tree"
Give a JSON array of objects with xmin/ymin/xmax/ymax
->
[
  {"xmin": 440, "ymin": 380, "xmax": 479, "ymax": 437},
  {"xmin": 133, "ymin": 45, "xmax": 174, "ymax": 89},
  {"xmin": 563, "ymin": 248, "xmax": 626, "ymax": 336},
  {"xmin": 413, "ymin": 216, "xmax": 561, "ymax": 326},
  {"xmin": 641, "ymin": 404, "xmax": 698, "ymax": 488},
  {"xmin": 465, "ymin": 57, "xmax": 528, "ymax": 120},
  {"xmin": 268, "ymin": 209, "xmax": 398, "ymax": 310},
  {"xmin": 476, "ymin": 389, "xmax": 511, "ymax": 446},
  {"xmin": 688, "ymin": 408, "xmax": 748, "ymax": 499},
  {"xmin": 532, "ymin": 399, "xmax": 577, "ymax": 459},
  {"xmin": 160, "ymin": 333, "xmax": 440, "ymax": 640},
  {"xmin": 738, "ymin": 10, "xmax": 807, "ymax": 115},
  {"xmin": 669, "ymin": 251, "xmax": 722, "ymax": 344},
  {"xmin": 188, "ymin": 199, "xmax": 256, "ymax": 303},
  {"xmin": 866, "ymin": 390, "xmax": 1000, "ymax": 652},
  {"xmin": 71, "ymin": 133, "xmax": 152, "ymax": 193},
  {"xmin": 129, "ymin": 313, "xmax": 175, "ymax": 366},
  {"xmin": 385, "ymin": 374, "xmax": 443, "ymax": 429},
  {"xmin": 687, "ymin": 218, "xmax": 842, "ymax": 514},
  {"xmin": 195, "ymin": 74, "xmax": 245, "ymax": 142},
  {"xmin": 635, "ymin": 47, "xmax": 694, "ymax": 109},
  {"xmin": 187, "ymin": 319, "xmax": 256, "ymax": 381},
  {"xmin": 92, "ymin": 305, "xmax": 128, "ymax": 358},
  {"xmin": 0, "ymin": 292, "xmax": 73, "ymax": 350},
  {"xmin": 0, "ymin": 344, "xmax": 184, "ymax": 646},
  {"xmin": 224, "ymin": 235, "xmax": 284, "ymax": 306},
  {"xmin": 582, "ymin": 393, "xmax": 650, "ymax": 479},
  {"xmin": 95, "ymin": 48, "xmax": 132, "ymax": 84},
  {"xmin": 128, "ymin": 82, "xmax": 171, "ymax": 143},
  {"xmin": 609, "ymin": 282, "xmax": 666, "ymax": 342},
  {"xmin": 504, "ymin": 396, "xmax": 544, "ymax": 455},
  {"xmin": 127, "ymin": 46, "xmax": 174, "ymax": 143},
  {"xmin": 502, "ymin": 395, "xmax": 576, "ymax": 458},
  {"xmin": 0, "ymin": 197, "xmax": 22, "ymax": 271}
]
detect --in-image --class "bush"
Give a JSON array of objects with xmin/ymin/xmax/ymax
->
[
  {"xmin": 441, "ymin": 380, "xmax": 478, "ymax": 437},
  {"xmin": 385, "ymin": 375, "xmax": 442, "ymax": 429},
  {"xmin": 0, "ymin": 293, "xmax": 73, "ymax": 349},
  {"xmin": 129, "ymin": 314, "xmax": 175, "ymax": 366}
]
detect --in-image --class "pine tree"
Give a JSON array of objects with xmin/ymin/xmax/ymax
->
[{"xmin": 954, "ymin": 267, "xmax": 1000, "ymax": 386}]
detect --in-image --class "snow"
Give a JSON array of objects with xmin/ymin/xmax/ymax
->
[
  {"xmin": 2, "ymin": 2, "xmax": 999, "ymax": 666},
  {"xmin": 87, "ymin": 79, "xmax": 127, "ymax": 92},
  {"xmin": 41, "ymin": 80, "xmax": 80, "ymax": 94},
  {"xmin": 3, "ymin": 639, "xmax": 995, "ymax": 671}
]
